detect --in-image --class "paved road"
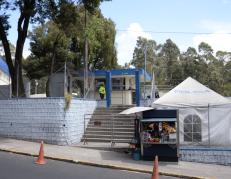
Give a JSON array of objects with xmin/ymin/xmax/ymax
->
[{"xmin": 0, "ymin": 151, "xmax": 178, "ymax": 179}]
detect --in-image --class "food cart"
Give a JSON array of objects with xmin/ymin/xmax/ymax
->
[{"xmin": 140, "ymin": 109, "xmax": 179, "ymax": 161}]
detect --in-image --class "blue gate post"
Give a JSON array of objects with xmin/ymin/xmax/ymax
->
[
  {"xmin": 135, "ymin": 70, "xmax": 140, "ymax": 106},
  {"xmin": 106, "ymin": 71, "xmax": 111, "ymax": 108}
]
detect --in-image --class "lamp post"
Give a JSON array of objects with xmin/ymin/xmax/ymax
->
[
  {"xmin": 35, "ymin": 80, "xmax": 38, "ymax": 94},
  {"xmin": 144, "ymin": 45, "xmax": 147, "ymax": 101}
]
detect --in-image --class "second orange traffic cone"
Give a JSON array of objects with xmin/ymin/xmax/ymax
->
[
  {"xmin": 35, "ymin": 141, "xmax": 46, "ymax": 165},
  {"xmin": 151, "ymin": 155, "xmax": 159, "ymax": 179}
]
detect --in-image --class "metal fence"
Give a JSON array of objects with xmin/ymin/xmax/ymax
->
[{"xmin": 83, "ymin": 113, "xmax": 135, "ymax": 147}]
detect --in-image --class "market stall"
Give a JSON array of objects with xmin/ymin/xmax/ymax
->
[{"xmin": 140, "ymin": 109, "xmax": 179, "ymax": 161}]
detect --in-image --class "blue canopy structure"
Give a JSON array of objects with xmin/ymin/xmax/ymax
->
[{"xmin": 0, "ymin": 57, "xmax": 10, "ymax": 76}]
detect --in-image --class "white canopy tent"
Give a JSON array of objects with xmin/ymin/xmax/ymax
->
[
  {"xmin": 119, "ymin": 107, "xmax": 154, "ymax": 115},
  {"xmin": 153, "ymin": 77, "xmax": 231, "ymax": 146},
  {"xmin": 153, "ymin": 77, "xmax": 230, "ymax": 107}
]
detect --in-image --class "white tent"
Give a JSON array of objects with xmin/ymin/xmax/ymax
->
[
  {"xmin": 153, "ymin": 77, "xmax": 231, "ymax": 146},
  {"xmin": 153, "ymin": 77, "xmax": 230, "ymax": 107},
  {"xmin": 119, "ymin": 107, "xmax": 154, "ymax": 115}
]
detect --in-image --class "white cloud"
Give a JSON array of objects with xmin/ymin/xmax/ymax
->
[
  {"xmin": 193, "ymin": 32, "xmax": 231, "ymax": 52},
  {"xmin": 116, "ymin": 23, "xmax": 152, "ymax": 65},
  {"xmin": 200, "ymin": 20, "xmax": 231, "ymax": 32},
  {"xmin": 23, "ymin": 48, "xmax": 31, "ymax": 58},
  {"xmin": 192, "ymin": 20, "xmax": 231, "ymax": 53}
]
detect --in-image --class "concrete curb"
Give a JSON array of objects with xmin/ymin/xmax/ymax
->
[{"xmin": 0, "ymin": 148, "xmax": 213, "ymax": 179}]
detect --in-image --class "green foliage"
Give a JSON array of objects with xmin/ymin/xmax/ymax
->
[
  {"xmin": 0, "ymin": 0, "xmax": 112, "ymax": 97},
  {"xmin": 64, "ymin": 93, "xmax": 72, "ymax": 111},
  {"xmin": 131, "ymin": 36, "xmax": 157, "ymax": 74},
  {"xmin": 159, "ymin": 39, "xmax": 182, "ymax": 85},
  {"xmin": 131, "ymin": 37, "xmax": 231, "ymax": 96},
  {"xmin": 24, "ymin": 21, "xmax": 71, "ymax": 79},
  {"xmin": 24, "ymin": 4, "xmax": 117, "ymax": 82},
  {"xmin": 86, "ymin": 15, "xmax": 117, "ymax": 69}
]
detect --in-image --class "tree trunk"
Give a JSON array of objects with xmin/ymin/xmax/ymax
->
[
  {"xmin": 46, "ymin": 77, "xmax": 50, "ymax": 97},
  {"xmin": 0, "ymin": 1, "xmax": 35, "ymax": 97},
  {"xmin": 0, "ymin": 18, "xmax": 15, "ymax": 95},
  {"xmin": 14, "ymin": 15, "xmax": 29, "ymax": 97},
  {"xmin": 46, "ymin": 34, "xmax": 60, "ymax": 97}
]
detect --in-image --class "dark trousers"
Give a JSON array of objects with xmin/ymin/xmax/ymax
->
[{"xmin": 100, "ymin": 93, "xmax": 105, "ymax": 100}]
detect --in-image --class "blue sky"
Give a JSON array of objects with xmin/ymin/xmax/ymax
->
[
  {"xmin": 100, "ymin": 0, "xmax": 231, "ymax": 65},
  {"xmin": 7, "ymin": 0, "xmax": 231, "ymax": 65}
]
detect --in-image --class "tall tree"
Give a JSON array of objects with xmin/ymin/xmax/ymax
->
[
  {"xmin": 0, "ymin": 0, "xmax": 108, "ymax": 97},
  {"xmin": 224, "ymin": 60, "xmax": 231, "ymax": 96},
  {"xmin": 181, "ymin": 47, "xmax": 198, "ymax": 80},
  {"xmin": 159, "ymin": 39, "xmax": 182, "ymax": 86},
  {"xmin": 24, "ymin": 5, "xmax": 116, "ymax": 96},
  {"xmin": 86, "ymin": 14, "xmax": 117, "ymax": 69},
  {"xmin": 131, "ymin": 36, "xmax": 157, "ymax": 74}
]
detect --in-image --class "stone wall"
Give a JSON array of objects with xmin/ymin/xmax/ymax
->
[
  {"xmin": 0, "ymin": 98, "xmax": 97, "ymax": 145},
  {"xmin": 180, "ymin": 147, "xmax": 231, "ymax": 165}
]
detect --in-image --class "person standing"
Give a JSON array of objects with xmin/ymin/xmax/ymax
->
[{"xmin": 99, "ymin": 83, "xmax": 106, "ymax": 100}]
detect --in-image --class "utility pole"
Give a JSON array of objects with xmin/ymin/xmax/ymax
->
[
  {"xmin": 64, "ymin": 61, "xmax": 67, "ymax": 95},
  {"xmin": 16, "ymin": 63, "xmax": 19, "ymax": 98},
  {"xmin": 144, "ymin": 45, "xmax": 147, "ymax": 100},
  {"xmin": 151, "ymin": 44, "xmax": 156, "ymax": 102},
  {"xmin": 84, "ymin": 8, "xmax": 88, "ymax": 99}
]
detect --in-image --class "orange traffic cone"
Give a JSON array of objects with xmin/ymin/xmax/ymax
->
[
  {"xmin": 151, "ymin": 155, "xmax": 159, "ymax": 179},
  {"xmin": 35, "ymin": 141, "xmax": 46, "ymax": 165}
]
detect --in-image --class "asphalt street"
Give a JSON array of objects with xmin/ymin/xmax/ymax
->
[{"xmin": 0, "ymin": 151, "xmax": 179, "ymax": 179}]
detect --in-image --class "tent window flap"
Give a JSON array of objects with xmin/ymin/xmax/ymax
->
[{"xmin": 183, "ymin": 114, "xmax": 202, "ymax": 142}]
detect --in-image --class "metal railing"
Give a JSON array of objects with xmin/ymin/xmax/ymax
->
[{"xmin": 83, "ymin": 113, "xmax": 135, "ymax": 147}]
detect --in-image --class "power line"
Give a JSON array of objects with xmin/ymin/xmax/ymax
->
[{"xmin": 116, "ymin": 29, "xmax": 231, "ymax": 35}]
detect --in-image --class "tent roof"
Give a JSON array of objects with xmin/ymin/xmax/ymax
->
[
  {"xmin": 153, "ymin": 77, "xmax": 230, "ymax": 107},
  {"xmin": 119, "ymin": 106, "xmax": 154, "ymax": 115}
]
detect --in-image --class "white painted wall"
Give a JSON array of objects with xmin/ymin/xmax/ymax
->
[
  {"xmin": 0, "ymin": 98, "xmax": 97, "ymax": 145},
  {"xmin": 111, "ymin": 90, "xmax": 133, "ymax": 105},
  {"xmin": 0, "ymin": 70, "xmax": 10, "ymax": 85}
]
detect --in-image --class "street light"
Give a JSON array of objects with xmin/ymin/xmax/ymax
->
[{"xmin": 35, "ymin": 80, "xmax": 38, "ymax": 94}]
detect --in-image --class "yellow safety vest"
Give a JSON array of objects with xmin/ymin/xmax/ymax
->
[{"xmin": 99, "ymin": 86, "xmax": 106, "ymax": 94}]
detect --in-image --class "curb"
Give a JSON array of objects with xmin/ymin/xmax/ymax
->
[{"xmin": 0, "ymin": 148, "xmax": 213, "ymax": 179}]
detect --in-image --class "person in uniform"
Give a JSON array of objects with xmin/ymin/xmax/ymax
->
[{"xmin": 99, "ymin": 83, "xmax": 106, "ymax": 100}]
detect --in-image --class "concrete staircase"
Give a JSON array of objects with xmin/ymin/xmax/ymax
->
[{"xmin": 82, "ymin": 105, "xmax": 135, "ymax": 143}]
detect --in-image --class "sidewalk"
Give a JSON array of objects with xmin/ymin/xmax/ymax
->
[{"xmin": 0, "ymin": 138, "xmax": 230, "ymax": 179}]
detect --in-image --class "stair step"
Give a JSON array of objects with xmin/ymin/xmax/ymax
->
[
  {"xmin": 87, "ymin": 121, "xmax": 135, "ymax": 125},
  {"xmin": 97, "ymin": 106, "xmax": 134, "ymax": 110},
  {"xmin": 90, "ymin": 117, "xmax": 135, "ymax": 121},
  {"xmin": 86, "ymin": 127, "xmax": 134, "ymax": 132},
  {"xmin": 81, "ymin": 138, "xmax": 132, "ymax": 143},
  {"xmin": 84, "ymin": 134, "xmax": 133, "ymax": 139},
  {"xmin": 85, "ymin": 131, "xmax": 134, "ymax": 135},
  {"xmin": 87, "ymin": 124, "xmax": 134, "ymax": 128},
  {"xmin": 82, "ymin": 105, "xmax": 135, "ymax": 143},
  {"xmin": 91, "ymin": 115, "xmax": 135, "ymax": 118}
]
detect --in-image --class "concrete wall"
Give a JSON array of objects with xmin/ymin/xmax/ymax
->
[
  {"xmin": 0, "ymin": 85, "xmax": 11, "ymax": 99},
  {"xmin": 111, "ymin": 90, "xmax": 133, "ymax": 105},
  {"xmin": 0, "ymin": 98, "xmax": 97, "ymax": 145},
  {"xmin": 0, "ymin": 70, "xmax": 10, "ymax": 85},
  {"xmin": 180, "ymin": 147, "xmax": 231, "ymax": 165},
  {"xmin": 95, "ymin": 90, "xmax": 134, "ymax": 105},
  {"xmin": 50, "ymin": 73, "xmax": 65, "ymax": 97}
]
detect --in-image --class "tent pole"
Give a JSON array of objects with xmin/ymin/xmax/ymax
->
[{"xmin": 208, "ymin": 104, "xmax": 210, "ymax": 147}]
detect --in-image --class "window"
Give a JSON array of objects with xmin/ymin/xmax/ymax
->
[
  {"xmin": 112, "ymin": 78, "xmax": 125, "ymax": 90},
  {"xmin": 184, "ymin": 115, "xmax": 202, "ymax": 142}
]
